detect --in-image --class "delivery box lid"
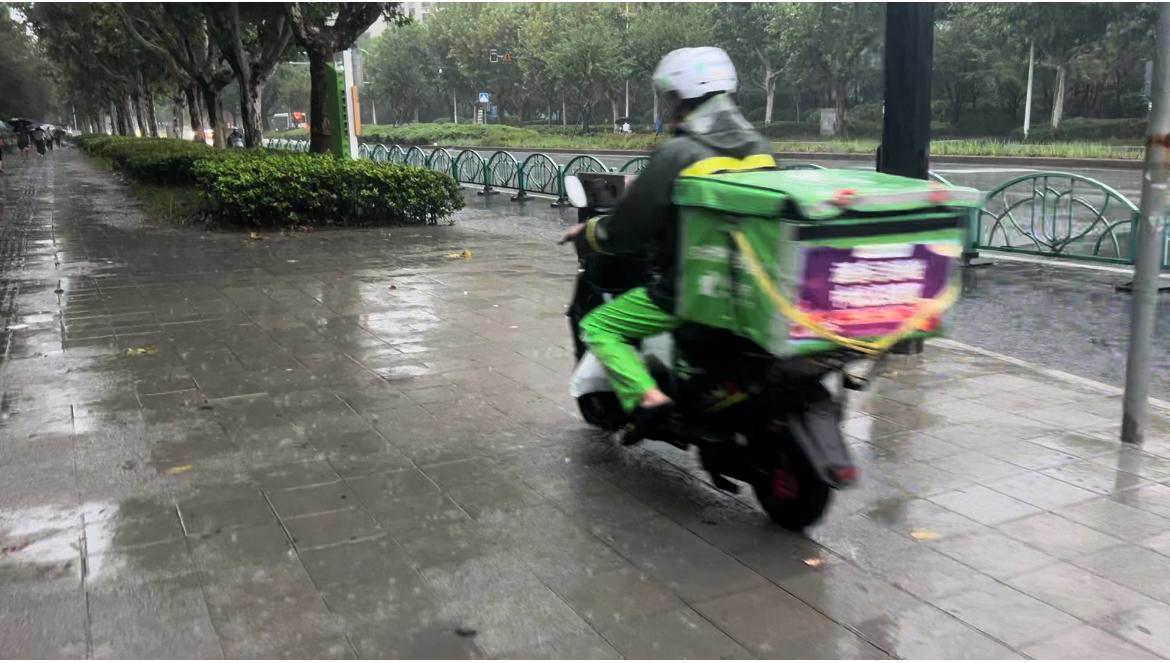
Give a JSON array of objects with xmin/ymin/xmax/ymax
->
[{"xmin": 673, "ymin": 168, "xmax": 981, "ymax": 221}]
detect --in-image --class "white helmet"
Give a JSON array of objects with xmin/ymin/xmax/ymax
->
[{"xmin": 653, "ymin": 47, "xmax": 738, "ymax": 101}]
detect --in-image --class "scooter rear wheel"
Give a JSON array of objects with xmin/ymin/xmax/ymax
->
[
  {"xmin": 752, "ymin": 461, "xmax": 832, "ymax": 531},
  {"xmin": 577, "ymin": 392, "xmax": 625, "ymax": 430}
]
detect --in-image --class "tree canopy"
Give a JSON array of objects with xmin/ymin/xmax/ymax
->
[{"xmin": 5, "ymin": 2, "xmax": 1161, "ymax": 143}]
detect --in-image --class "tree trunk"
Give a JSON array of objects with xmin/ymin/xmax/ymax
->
[
  {"xmin": 562, "ymin": 95, "xmax": 567, "ymax": 127},
  {"xmin": 185, "ymin": 85, "xmax": 205, "ymax": 143},
  {"xmin": 413, "ymin": 106, "xmax": 419, "ymax": 123},
  {"xmin": 306, "ymin": 46, "xmax": 333, "ymax": 154},
  {"xmin": 201, "ymin": 84, "xmax": 226, "ymax": 148},
  {"xmin": 144, "ymin": 85, "xmax": 160, "ymax": 137},
  {"xmin": 832, "ymin": 78, "xmax": 848, "ymax": 138},
  {"xmin": 132, "ymin": 92, "xmax": 148, "ymax": 137},
  {"xmin": 119, "ymin": 97, "xmax": 135, "ymax": 136},
  {"xmin": 651, "ymin": 80, "xmax": 658, "ymax": 125},
  {"xmin": 1051, "ymin": 63, "xmax": 1067, "ymax": 131},
  {"xmin": 611, "ymin": 97, "xmax": 618, "ymax": 132},
  {"xmin": 238, "ymin": 74, "xmax": 264, "ymax": 147},
  {"xmin": 764, "ymin": 77, "xmax": 776, "ymax": 126}
]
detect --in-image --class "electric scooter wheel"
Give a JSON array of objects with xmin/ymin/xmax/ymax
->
[
  {"xmin": 752, "ymin": 460, "xmax": 832, "ymax": 531},
  {"xmin": 577, "ymin": 392, "xmax": 625, "ymax": 430}
]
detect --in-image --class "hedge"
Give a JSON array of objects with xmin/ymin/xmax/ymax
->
[
  {"xmin": 1008, "ymin": 117, "xmax": 1147, "ymax": 142},
  {"xmin": 74, "ymin": 135, "xmax": 464, "ymax": 227},
  {"xmin": 193, "ymin": 154, "xmax": 463, "ymax": 227}
]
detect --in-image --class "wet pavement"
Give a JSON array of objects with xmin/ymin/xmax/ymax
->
[{"xmin": 5, "ymin": 150, "xmax": 1170, "ymax": 658}]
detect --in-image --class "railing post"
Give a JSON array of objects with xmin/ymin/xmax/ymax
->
[
  {"xmin": 551, "ymin": 165, "xmax": 568, "ymax": 208},
  {"xmin": 962, "ymin": 207, "xmax": 992, "ymax": 268},
  {"xmin": 479, "ymin": 154, "xmax": 498, "ymax": 197},
  {"xmin": 511, "ymin": 162, "xmax": 528, "ymax": 201}
]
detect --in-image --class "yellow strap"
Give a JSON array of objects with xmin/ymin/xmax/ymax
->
[
  {"xmin": 680, "ymin": 154, "xmax": 776, "ymax": 177},
  {"xmin": 728, "ymin": 230, "xmax": 959, "ymax": 356},
  {"xmin": 584, "ymin": 216, "xmax": 607, "ymax": 254}
]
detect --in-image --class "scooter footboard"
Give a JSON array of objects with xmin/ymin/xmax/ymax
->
[{"xmin": 782, "ymin": 395, "xmax": 856, "ymax": 488}]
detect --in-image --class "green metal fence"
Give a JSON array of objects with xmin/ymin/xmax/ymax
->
[
  {"xmin": 263, "ymin": 139, "xmax": 1162, "ymax": 268},
  {"xmin": 976, "ymin": 172, "xmax": 1141, "ymax": 265}
]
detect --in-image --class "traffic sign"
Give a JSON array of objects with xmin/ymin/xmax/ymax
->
[{"xmin": 478, "ymin": 92, "xmax": 491, "ymax": 104}]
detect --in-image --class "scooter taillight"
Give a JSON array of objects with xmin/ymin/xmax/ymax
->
[{"xmin": 829, "ymin": 465, "xmax": 858, "ymax": 484}]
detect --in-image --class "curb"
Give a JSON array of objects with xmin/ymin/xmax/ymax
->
[{"xmin": 409, "ymin": 144, "xmax": 1144, "ymax": 171}]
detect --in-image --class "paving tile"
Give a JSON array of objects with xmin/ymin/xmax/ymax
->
[
  {"xmin": 998, "ymin": 511, "xmax": 1123, "ymax": 559},
  {"xmin": 1041, "ymin": 459, "xmax": 1149, "ymax": 495},
  {"xmin": 1111, "ymin": 482, "xmax": 1170, "ymax": 519},
  {"xmin": 856, "ymin": 544, "xmax": 998, "ymax": 601},
  {"xmin": 1006, "ymin": 561, "xmax": 1155, "ymax": 621},
  {"xmin": 444, "ymin": 479, "xmax": 544, "ymax": 519},
  {"xmin": 545, "ymin": 565, "xmax": 682, "ymax": 629},
  {"xmin": 928, "ymin": 484, "xmax": 1041, "ymax": 525},
  {"xmin": 980, "ymin": 440, "xmax": 1081, "ymax": 470},
  {"xmin": 419, "ymin": 553, "xmax": 596, "ymax": 657},
  {"xmin": 207, "ymin": 589, "xmax": 346, "ymax": 658},
  {"xmin": 597, "ymin": 517, "xmax": 767, "ymax": 602},
  {"xmin": 931, "ymin": 529, "xmax": 1058, "ymax": 579},
  {"xmin": 252, "ymin": 459, "xmax": 340, "ymax": 491},
  {"xmin": 1056, "ymin": 497, "xmax": 1170, "ymax": 542},
  {"xmin": 0, "ymin": 595, "xmax": 88, "ymax": 658},
  {"xmin": 693, "ymin": 583, "xmax": 866, "ymax": 657},
  {"xmin": 284, "ymin": 507, "xmax": 382, "ymax": 550},
  {"xmin": 362, "ymin": 492, "xmax": 470, "ymax": 533},
  {"xmin": 935, "ymin": 582, "xmax": 1080, "ymax": 648},
  {"xmin": 863, "ymin": 496, "xmax": 983, "ymax": 539},
  {"xmin": 268, "ymin": 481, "xmax": 359, "ymax": 519},
  {"xmin": 1073, "ymin": 544, "xmax": 1170, "ymax": 601},
  {"xmin": 298, "ymin": 536, "xmax": 415, "ymax": 589},
  {"xmin": 924, "ymin": 450, "xmax": 1027, "ymax": 483},
  {"xmin": 777, "ymin": 559, "xmax": 922, "ymax": 628},
  {"xmin": 88, "ymin": 575, "xmax": 222, "ymax": 658},
  {"xmin": 854, "ymin": 603, "xmax": 1019, "ymax": 659},
  {"xmin": 600, "ymin": 607, "xmax": 753, "ymax": 660},
  {"xmin": 1099, "ymin": 604, "xmax": 1170, "ymax": 657},
  {"xmin": 984, "ymin": 471, "xmax": 1098, "ymax": 510},
  {"xmin": 1022, "ymin": 623, "xmax": 1158, "ymax": 659}
]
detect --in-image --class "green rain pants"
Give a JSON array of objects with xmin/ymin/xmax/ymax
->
[{"xmin": 579, "ymin": 287, "xmax": 680, "ymax": 414}]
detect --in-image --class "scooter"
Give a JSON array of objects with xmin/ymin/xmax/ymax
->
[{"xmin": 563, "ymin": 173, "xmax": 868, "ymax": 530}]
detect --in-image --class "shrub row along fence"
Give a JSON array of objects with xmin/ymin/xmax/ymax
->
[{"xmin": 264, "ymin": 138, "xmax": 1167, "ymax": 270}]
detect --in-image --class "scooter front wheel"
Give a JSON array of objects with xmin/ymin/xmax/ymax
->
[{"xmin": 752, "ymin": 461, "xmax": 832, "ymax": 531}]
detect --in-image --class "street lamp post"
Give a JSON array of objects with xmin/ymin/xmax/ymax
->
[{"xmin": 1121, "ymin": 3, "xmax": 1170, "ymax": 444}]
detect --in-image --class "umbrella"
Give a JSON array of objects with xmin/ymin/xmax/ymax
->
[{"xmin": 8, "ymin": 118, "xmax": 36, "ymax": 133}]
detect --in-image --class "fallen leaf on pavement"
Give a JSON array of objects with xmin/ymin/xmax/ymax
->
[
  {"xmin": 126, "ymin": 346, "xmax": 158, "ymax": 357},
  {"xmin": 388, "ymin": 284, "xmax": 397, "ymax": 290},
  {"xmin": 446, "ymin": 248, "xmax": 473, "ymax": 259},
  {"xmin": 454, "ymin": 627, "xmax": 477, "ymax": 638},
  {"xmin": 248, "ymin": 232, "xmax": 263, "ymax": 241},
  {"xmin": 910, "ymin": 531, "xmax": 939, "ymax": 541},
  {"xmin": 803, "ymin": 558, "xmax": 825, "ymax": 568},
  {"xmin": 166, "ymin": 464, "xmax": 193, "ymax": 475}
]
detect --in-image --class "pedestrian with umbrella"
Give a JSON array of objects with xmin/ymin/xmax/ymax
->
[
  {"xmin": 31, "ymin": 125, "xmax": 47, "ymax": 157},
  {"xmin": 10, "ymin": 119, "xmax": 32, "ymax": 161}
]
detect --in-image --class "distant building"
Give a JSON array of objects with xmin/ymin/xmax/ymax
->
[{"xmin": 403, "ymin": 2, "xmax": 431, "ymax": 22}]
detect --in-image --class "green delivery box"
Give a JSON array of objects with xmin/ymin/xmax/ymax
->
[{"xmin": 672, "ymin": 168, "xmax": 980, "ymax": 357}]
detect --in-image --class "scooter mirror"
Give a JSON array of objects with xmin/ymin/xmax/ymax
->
[{"xmin": 563, "ymin": 175, "xmax": 588, "ymax": 208}]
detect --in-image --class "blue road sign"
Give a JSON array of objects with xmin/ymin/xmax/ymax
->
[{"xmin": 478, "ymin": 92, "xmax": 490, "ymax": 104}]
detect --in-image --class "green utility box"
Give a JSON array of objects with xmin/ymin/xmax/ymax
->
[
  {"xmin": 324, "ymin": 62, "xmax": 348, "ymax": 158},
  {"xmin": 673, "ymin": 168, "xmax": 981, "ymax": 357}
]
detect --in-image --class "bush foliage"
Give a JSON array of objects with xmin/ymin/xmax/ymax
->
[
  {"xmin": 193, "ymin": 154, "xmax": 463, "ymax": 227},
  {"xmin": 74, "ymin": 135, "xmax": 464, "ymax": 226}
]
